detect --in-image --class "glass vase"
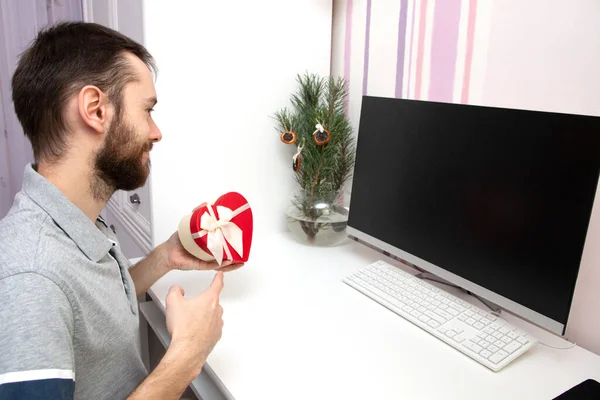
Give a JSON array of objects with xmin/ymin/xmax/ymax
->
[{"xmin": 285, "ymin": 186, "xmax": 350, "ymax": 246}]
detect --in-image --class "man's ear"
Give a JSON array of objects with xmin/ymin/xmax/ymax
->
[{"xmin": 78, "ymin": 85, "xmax": 109, "ymax": 134}]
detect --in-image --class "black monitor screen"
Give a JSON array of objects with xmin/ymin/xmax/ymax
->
[{"xmin": 348, "ymin": 96, "xmax": 600, "ymax": 326}]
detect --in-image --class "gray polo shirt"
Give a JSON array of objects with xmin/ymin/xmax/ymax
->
[{"xmin": 0, "ymin": 164, "xmax": 147, "ymax": 399}]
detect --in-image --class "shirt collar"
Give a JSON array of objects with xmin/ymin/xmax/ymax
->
[{"xmin": 22, "ymin": 163, "xmax": 112, "ymax": 262}]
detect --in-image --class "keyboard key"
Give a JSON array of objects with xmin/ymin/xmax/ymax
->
[
  {"xmin": 489, "ymin": 350, "xmax": 509, "ymax": 364},
  {"xmin": 461, "ymin": 301, "xmax": 472, "ymax": 309},
  {"xmin": 484, "ymin": 327, "xmax": 494, "ymax": 334},
  {"xmin": 471, "ymin": 337, "xmax": 481, "ymax": 344},
  {"xmin": 402, "ymin": 305, "xmax": 413, "ymax": 313},
  {"xmin": 495, "ymin": 340, "xmax": 506, "ymax": 348},
  {"xmin": 453, "ymin": 334, "xmax": 465, "ymax": 343},
  {"xmin": 507, "ymin": 331, "xmax": 519, "ymax": 340},
  {"xmin": 410, "ymin": 310, "xmax": 421, "ymax": 318},
  {"xmin": 503, "ymin": 341, "xmax": 522, "ymax": 354},
  {"xmin": 418, "ymin": 315, "xmax": 431, "ymax": 323},
  {"xmin": 473, "ymin": 322, "xmax": 485, "ymax": 330},
  {"xmin": 446, "ymin": 308, "xmax": 459, "ymax": 316},
  {"xmin": 439, "ymin": 304, "xmax": 448, "ymax": 310},
  {"xmin": 488, "ymin": 345, "xmax": 499, "ymax": 353},
  {"xmin": 480, "ymin": 318, "xmax": 491, "ymax": 326},
  {"xmin": 457, "ymin": 314, "xmax": 468, "ymax": 321},
  {"xmin": 434, "ymin": 309, "xmax": 453, "ymax": 320},
  {"xmin": 487, "ymin": 314, "xmax": 497, "ymax": 321},
  {"xmin": 514, "ymin": 329, "xmax": 526, "ymax": 337},
  {"xmin": 472, "ymin": 314, "xmax": 482, "ymax": 321},
  {"xmin": 493, "ymin": 331, "xmax": 503, "ymax": 339},
  {"xmin": 490, "ymin": 323, "xmax": 501, "ymax": 330},
  {"xmin": 425, "ymin": 311, "xmax": 446, "ymax": 324},
  {"xmin": 463, "ymin": 340, "xmax": 483, "ymax": 354},
  {"xmin": 498, "ymin": 327, "xmax": 510, "ymax": 335},
  {"xmin": 438, "ymin": 327, "xmax": 448, "ymax": 334},
  {"xmin": 501, "ymin": 336, "xmax": 512, "ymax": 344},
  {"xmin": 479, "ymin": 340, "xmax": 490, "ymax": 349},
  {"xmin": 477, "ymin": 331, "xmax": 488, "ymax": 339},
  {"xmin": 427, "ymin": 305, "xmax": 436, "ymax": 311},
  {"xmin": 516, "ymin": 336, "xmax": 529, "ymax": 345},
  {"xmin": 450, "ymin": 303, "xmax": 465, "ymax": 313},
  {"xmin": 441, "ymin": 298, "xmax": 450, "ymax": 304},
  {"xmin": 478, "ymin": 310, "xmax": 488, "ymax": 316},
  {"xmin": 418, "ymin": 306, "xmax": 427, "ymax": 313},
  {"xmin": 480, "ymin": 350, "xmax": 492, "ymax": 359},
  {"xmin": 427, "ymin": 320, "xmax": 440, "ymax": 329},
  {"xmin": 487, "ymin": 335, "xmax": 496, "ymax": 343},
  {"xmin": 445, "ymin": 330, "xmax": 457, "ymax": 339},
  {"xmin": 465, "ymin": 318, "xmax": 476, "ymax": 326},
  {"xmin": 465, "ymin": 310, "xmax": 474, "ymax": 317}
]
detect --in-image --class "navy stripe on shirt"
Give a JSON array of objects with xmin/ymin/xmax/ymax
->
[{"xmin": 0, "ymin": 378, "xmax": 74, "ymax": 400}]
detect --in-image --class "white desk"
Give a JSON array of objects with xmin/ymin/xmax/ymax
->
[{"xmin": 144, "ymin": 232, "xmax": 600, "ymax": 400}]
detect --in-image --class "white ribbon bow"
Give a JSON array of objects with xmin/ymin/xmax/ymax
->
[{"xmin": 194, "ymin": 204, "xmax": 248, "ymax": 266}]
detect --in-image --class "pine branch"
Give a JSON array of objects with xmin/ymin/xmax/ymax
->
[{"xmin": 273, "ymin": 72, "xmax": 357, "ymax": 214}]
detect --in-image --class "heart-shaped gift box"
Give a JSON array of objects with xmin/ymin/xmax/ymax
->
[{"xmin": 178, "ymin": 192, "xmax": 253, "ymax": 266}]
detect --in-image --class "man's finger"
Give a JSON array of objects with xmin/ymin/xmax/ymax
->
[{"xmin": 210, "ymin": 271, "xmax": 224, "ymax": 295}]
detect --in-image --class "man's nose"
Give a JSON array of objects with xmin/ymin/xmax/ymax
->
[{"xmin": 150, "ymin": 124, "xmax": 162, "ymax": 143}]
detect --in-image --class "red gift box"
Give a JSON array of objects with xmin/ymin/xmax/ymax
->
[{"xmin": 178, "ymin": 192, "xmax": 253, "ymax": 265}]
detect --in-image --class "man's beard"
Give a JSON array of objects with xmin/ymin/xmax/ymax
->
[{"xmin": 91, "ymin": 116, "xmax": 152, "ymax": 201}]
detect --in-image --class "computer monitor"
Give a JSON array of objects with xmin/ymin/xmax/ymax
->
[{"xmin": 347, "ymin": 96, "xmax": 600, "ymax": 335}]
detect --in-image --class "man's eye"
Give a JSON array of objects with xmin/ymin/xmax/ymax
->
[{"xmin": 147, "ymin": 108, "xmax": 155, "ymax": 114}]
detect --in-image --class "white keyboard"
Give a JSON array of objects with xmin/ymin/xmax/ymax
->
[{"xmin": 343, "ymin": 260, "xmax": 537, "ymax": 371}]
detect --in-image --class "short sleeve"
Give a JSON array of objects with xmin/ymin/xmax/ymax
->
[{"xmin": 0, "ymin": 273, "xmax": 75, "ymax": 400}]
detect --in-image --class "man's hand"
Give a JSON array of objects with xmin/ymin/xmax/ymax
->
[
  {"xmin": 128, "ymin": 272, "xmax": 226, "ymax": 399},
  {"xmin": 129, "ymin": 218, "xmax": 243, "ymax": 298},
  {"xmin": 166, "ymin": 272, "xmax": 226, "ymax": 373},
  {"xmin": 161, "ymin": 232, "xmax": 244, "ymax": 273}
]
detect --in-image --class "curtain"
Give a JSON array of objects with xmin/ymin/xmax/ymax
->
[{"xmin": 0, "ymin": 0, "xmax": 82, "ymax": 218}]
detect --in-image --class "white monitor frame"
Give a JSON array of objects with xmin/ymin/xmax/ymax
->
[{"xmin": 346, "ymin": 226, "xmax": 566, "ymax": 336}]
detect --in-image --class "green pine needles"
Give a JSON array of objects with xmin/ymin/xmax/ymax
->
[{"xmin": 274, "ymin": 72, "xmax": 356, "ymax": 218}]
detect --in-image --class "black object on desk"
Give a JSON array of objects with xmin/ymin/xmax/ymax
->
[{"xmin": 553, "ymin": 379, "xmax": 600, "ymax": 399}]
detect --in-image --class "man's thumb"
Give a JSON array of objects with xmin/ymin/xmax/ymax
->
[{"xmin": 166, "ymin": 285, "xmax": 185, "ymax": 305}]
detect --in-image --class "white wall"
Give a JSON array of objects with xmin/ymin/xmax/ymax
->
[
  {"xmin": 332, "ymin": 0, "xmax": 600, "ymax": 354},
  {"xmin": 143, "ymin": 1, "xmax": 333, "ymax": 245}
]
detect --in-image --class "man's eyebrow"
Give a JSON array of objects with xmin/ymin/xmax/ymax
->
[{"xmin": 146, "ymin": 97, "xmax": 158, "ymax": 107}]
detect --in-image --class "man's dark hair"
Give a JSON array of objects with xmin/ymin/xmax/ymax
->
[{"xmin": 11, "ymin": 21, "xmax": 156, "ymax": 162}]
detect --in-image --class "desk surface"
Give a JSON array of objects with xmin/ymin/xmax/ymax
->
[{"xmin": 148, "ymin": 232, "xmax": 600, "ymax": 400}]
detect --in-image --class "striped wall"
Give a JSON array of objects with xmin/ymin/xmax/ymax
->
[{"xmin": 332, "ymin": 0, "xmax": 493, "ymax": 132}]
